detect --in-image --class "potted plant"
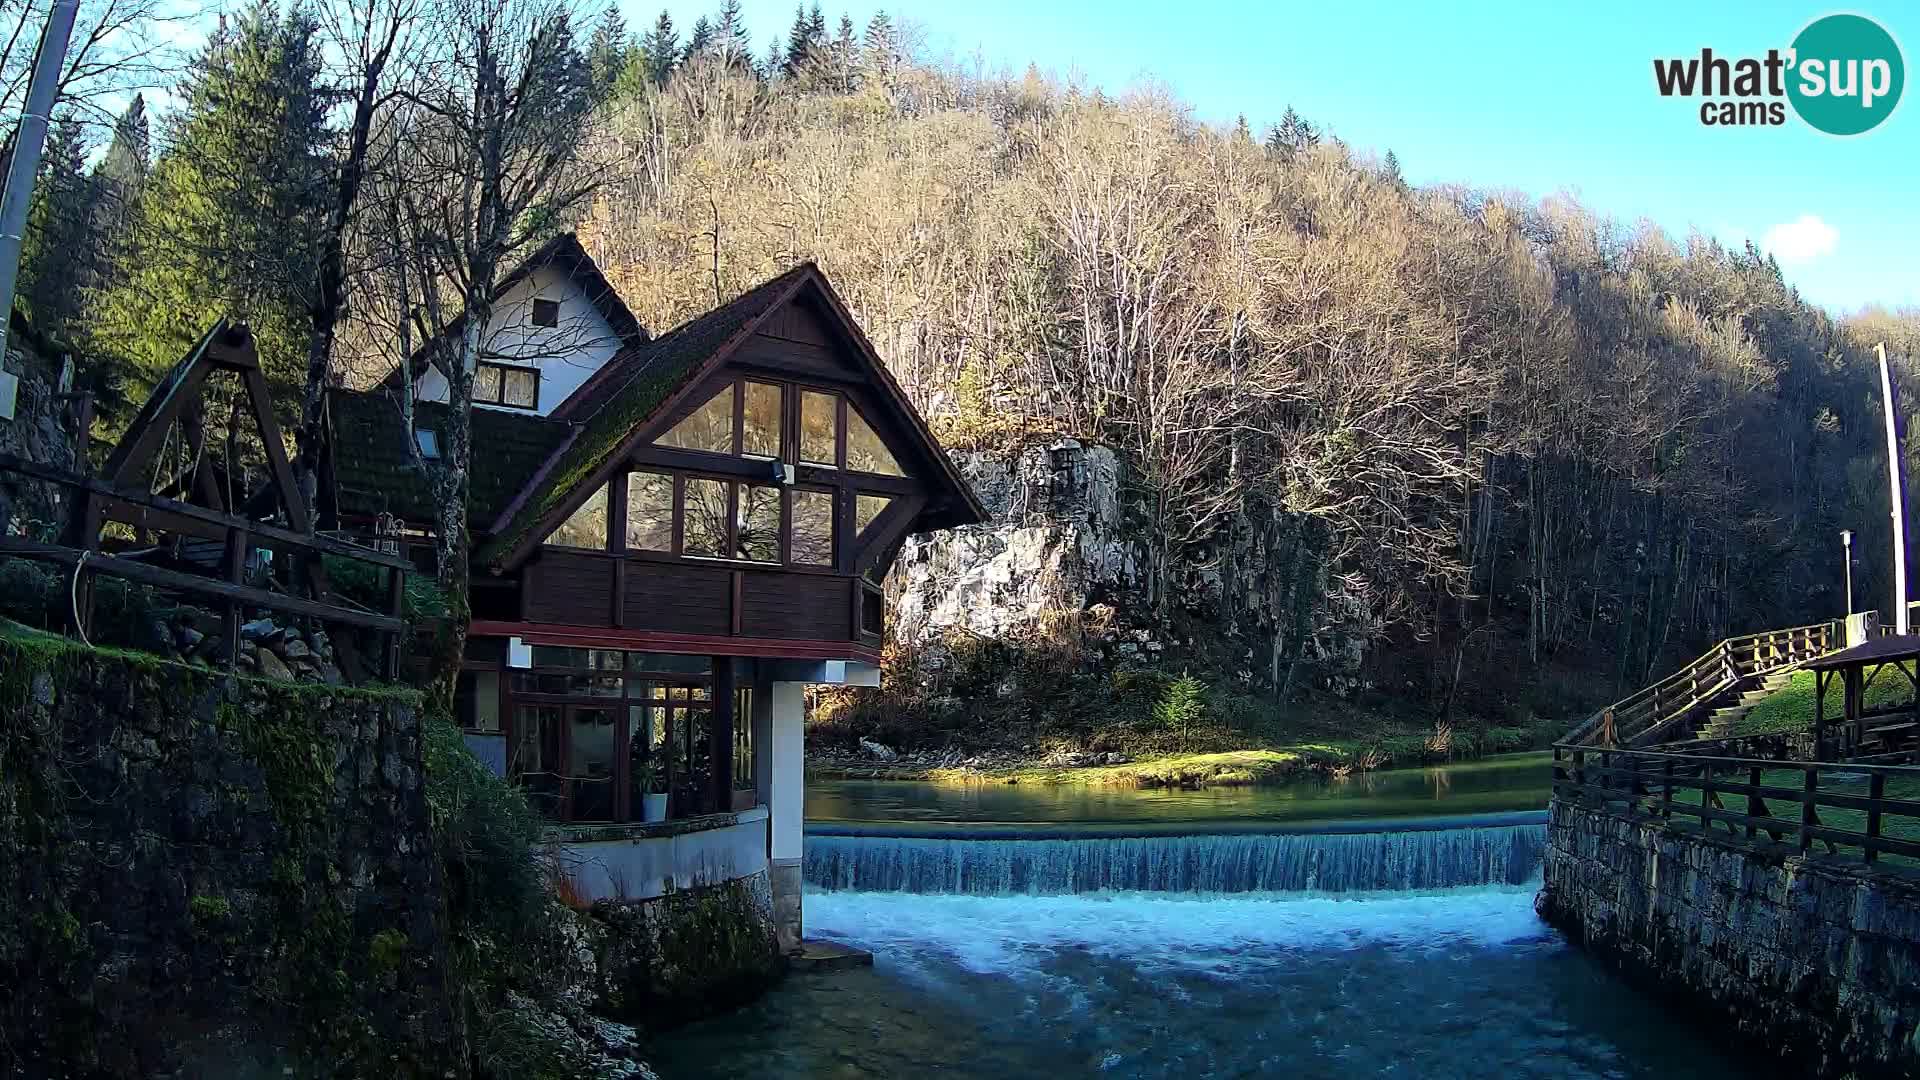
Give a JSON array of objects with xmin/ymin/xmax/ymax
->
[{"xmin": 636, "ymin": 758, "xmax": 668, "ymax": 823}]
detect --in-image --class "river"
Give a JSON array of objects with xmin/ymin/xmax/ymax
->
[{"xmin": 649, "ymin": 753, "xmax": 1743, "ymax": 1078}]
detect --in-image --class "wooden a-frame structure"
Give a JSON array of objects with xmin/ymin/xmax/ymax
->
[{"xmin": 0, "ymin": 321, "xmax": 409, "ymax": 678}]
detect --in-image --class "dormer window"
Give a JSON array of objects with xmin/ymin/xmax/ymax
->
[
  {"xmin": 530, "ymin": 297, "xmax": 560, "ymax": 328},
  {"xmin": 475, "ymin": 361, "xmax": 538, "ymax": 410}
]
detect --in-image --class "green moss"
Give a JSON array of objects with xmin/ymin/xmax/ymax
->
[
  {"xmin": 368, "ymin": 928, "xmax": 408, "ymax": 976},
  {"xmin": 189, "ymin": 895, "xmax": 232, "ymax": 924}
]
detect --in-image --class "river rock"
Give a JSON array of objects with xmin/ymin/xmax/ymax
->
[
  {"xmin": 281, "ymin": 637, "xmax": 312, "ymax": 661},
  {"xmin": 858, "ymin": 738, "xmax": 898, "ymax": 762}
]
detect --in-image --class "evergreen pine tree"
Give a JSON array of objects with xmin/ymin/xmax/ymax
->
[
  {"xmin": 586, "ymin": 8, "xmax": 628, "ymax": 102},
  {"xmin": 715, "ymin": 0, "xmax": 752, "ymax": 68},
  {"xmin": 686, "ymin": 16, "xmax": 713, "ymax": 61},
  {"xmin": 1381, "ymin": 149, "xmax": 1405, "ymax": 188},
  {"xmin": 782, "ymin": 3, "xmax": 812, "ymax": 75},
  {"xmin": 806, "ymin": 4, "xmax": 826, "ymax": 47},
  {"xmin": 1232, "ymin": 113, "xmax": 1251, "ymax": 142},
  {"xmin": 91, "ymin": 0, "xmax": 330, "ymax": 402},
  {"xmin": 19, "ymin": 117, "xmax": 98, "ymax": 334},
  {"xmin": 1268, "ymin": 105, "xmax": 1319, "ymax": 159},
  {"xmin": 761, "ymin": 37, "xmax": 782, "ymax": 81},
  {"xmin": 862, "ymin": 10, "xmax": 896, "ymax": 82},
  {"xmin": 640, "ymin": 9, "xmax": 678, "ymax": 85}
]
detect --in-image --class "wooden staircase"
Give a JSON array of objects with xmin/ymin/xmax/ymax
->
[
  {"xmin": 1563, "ymin": 621, "xmax": 1840, "ymax": 748},
  {"xmin": 1691, "ymin": 669, "xmax": 1799, "ymax": 741}
]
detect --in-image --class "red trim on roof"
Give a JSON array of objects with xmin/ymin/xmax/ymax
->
[{"xmin": 470, "ymin": 620, "xmax": 883, "ymax": 664}]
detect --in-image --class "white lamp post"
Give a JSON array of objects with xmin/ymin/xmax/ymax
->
[{"xmin": 1842, "ymin": 529, "xmax": 1854, "ymax": 615}]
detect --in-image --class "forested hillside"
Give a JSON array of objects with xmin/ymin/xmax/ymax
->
[{"xmin": 19, "ymin": 0, "xmax": 1920, "ymax": 726}]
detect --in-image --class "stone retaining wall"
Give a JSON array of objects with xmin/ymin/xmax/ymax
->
[
  {"xmin": 0, "ymin": 627, "xmax": 457, "ymax": 1078},
  {"xmin": 1537, "ymin": 797, "xmax": 1920, "ymax": 1078}
]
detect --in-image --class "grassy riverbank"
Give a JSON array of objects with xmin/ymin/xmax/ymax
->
[
  {"xmin": 1733, "ymin": 669, "xmax": 1917, "ymax": 736},
  {"xmin": 809, "ymin": 705, "xmax": 1561, "ymax": 788}
]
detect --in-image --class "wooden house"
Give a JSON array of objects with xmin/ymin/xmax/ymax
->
[{"xmin": 323, "ymin": 234, "xmax": 983, "ymax": 944}]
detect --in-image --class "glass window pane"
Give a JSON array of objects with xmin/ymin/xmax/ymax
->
[
  {"xmin": 474, "ymin": 363, "xmax": 502, "ymax": 403},
  {"xmin": 683, "ymin": 478, "xmax": 729, "ymax": 557},
  {"xmin": 465, "ymin": 671, "xmax": 500, "ymax": 731},
  {"xmin": 530, "ymin": 646, "xmax": 588, "ymax": 668},
  {"xmin": 855, "ymin": 493, "xmax": 892, "ymax": 538},
  {"xmin": 545, "ymin": 484, "xmax": 608, "ymax": 549},
  {"xmin": 800, "ymin": 390, "xmax": 838, "ymax": 467},
  {"xmin": 742, "ymin": 381, "xmax": 782, "ymax": 459},
  {"xmin": 846, "ymin": 407, "xmax": 904, "ymax": 476},
  {"xmin": 658, "ymin": 383, "xmax": 735, "ymax": 454},
  {"xmin": 626, "ymin": 471, "xmax": 673, "ymax": 552},
  {"xmin": 569, "ymin": 705, "xmax": 617, "ymax": 822},
  {"xmin": 502, "ymin": 367, "xmax": 538, "ymax": 408},
  {"xmin": 791, "ymin": 489, "xmax": 835, "ymax": 565},
  {"xmin": 736, "ymin": 485, "xmax": 780, "ymax": 562},
  {"xmin": 628, "ymin": 653, "xmax": 712, "ymax": 675}
]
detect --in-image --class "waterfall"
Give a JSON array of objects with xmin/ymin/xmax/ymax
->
[{"xmin": 804, "ymin": 819, "xmax": 1545, "ymax": 895}]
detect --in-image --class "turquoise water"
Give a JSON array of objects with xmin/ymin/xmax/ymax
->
[{"xmin": 649, "ymin": 756, "xmax": 1743, "ymax": 1078}]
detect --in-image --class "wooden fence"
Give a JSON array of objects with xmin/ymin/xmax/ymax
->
[
  {"xmin": 1562, "ymin": 621, "xmax": 1838, "ymax": 747},
  {"xmin": 1552, "ymin": 744, "xmax": 1920, "ymax": 864},
  {"xmin": 0, "ymin": 451, "xmax": 408, "ymax": 678}
]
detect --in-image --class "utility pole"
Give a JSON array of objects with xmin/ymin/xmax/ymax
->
[
  {"xmin": 1878, "ymin": 342, "xmax": 1910, "ymax": 636},
  {"xmin": 0, "ymin": 0, "xmax": 80, "ymax": 386}
]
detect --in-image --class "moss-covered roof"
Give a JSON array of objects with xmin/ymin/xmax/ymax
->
[
  {"xmin": 473, "ymin": 265, "xmax": 813, "ymax": 566},
  {"xmin": 327, "ymin": 390, "xmax": 575, "ymax": 527}
]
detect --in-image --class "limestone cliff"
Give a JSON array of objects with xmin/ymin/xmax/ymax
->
[{"xmin": 888, "ymin": 440, "xmax": 1367, "ymax": 695}]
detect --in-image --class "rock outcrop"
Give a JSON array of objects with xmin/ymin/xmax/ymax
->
[{"xmin": 889, "ymin": 439, "xmax": 1367, "ymax": 693}]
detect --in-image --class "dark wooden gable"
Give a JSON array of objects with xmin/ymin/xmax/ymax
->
[{"xmin": 481, "ymin": 264, "xmax": 984, "ymax": 572}]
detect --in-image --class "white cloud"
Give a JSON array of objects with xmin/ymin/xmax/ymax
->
[{"xmin": 1762, "ymin": 215, "xmax": 1839, "ymax": 263}]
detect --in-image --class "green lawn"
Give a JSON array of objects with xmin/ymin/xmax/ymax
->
[
  {"xmin": 1659, "ymin": 766, "xmax": 1920, "ymax": 868},
  {"xmin": 1733, "ymin": 669, "xmax": 1917, "ymax": 736}
]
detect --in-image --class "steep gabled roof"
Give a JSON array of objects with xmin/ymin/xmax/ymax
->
[
  {"xmin": 476, "ymin": 265, "xmax": 815, "ymax": 565},
  {"xmin": 327, "ymin": 389, "xmax": 575, "ymax": 526},
  {"xmin": 476, "ymin": 262, "xmax": 987, "ymax": 569},
  {"xmin": 378, "ymin": 231, "xmax": 649, "ymax": 392}
]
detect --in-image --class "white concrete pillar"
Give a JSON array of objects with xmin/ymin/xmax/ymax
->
[{"xmin": 767, "ymin": 680, "xmax": 806, "ymax": 950}]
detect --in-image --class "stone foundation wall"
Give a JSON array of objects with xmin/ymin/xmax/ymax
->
[
  {"xmin": 1537, "ymin": 798, "xmax": 1920, "ymax": 1078},
  {"xmin": 591, "ymin": 871, "xmax": 785, "ymax": 1028},
  {"xmin": 0, "ymin": 628, "xmax": 458, "ymax": 1078}
]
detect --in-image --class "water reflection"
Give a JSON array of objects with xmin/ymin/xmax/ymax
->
[{"xmin": 806, "ymin": 751, "xmax": 1552, "ymax": 826}]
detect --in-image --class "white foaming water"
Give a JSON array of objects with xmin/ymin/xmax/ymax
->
[{"xmin": 807, "ymin": 885, "xmax": 1552, "ymax": 980}]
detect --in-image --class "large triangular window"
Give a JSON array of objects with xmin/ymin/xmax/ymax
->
[{"xmin": 656, "ymin": 384, "xmax": 734, "ymax": 454}]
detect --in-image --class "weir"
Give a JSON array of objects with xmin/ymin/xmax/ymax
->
[{"xmin": 804, "ymin": 814, "xmax": 1546, "ymax": 895}]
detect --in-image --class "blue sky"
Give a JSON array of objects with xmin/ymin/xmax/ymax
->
[{"xmin": 632, "ymin": 0, "xmax": 1917, "ymax": 314}]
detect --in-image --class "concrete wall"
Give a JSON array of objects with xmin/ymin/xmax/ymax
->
[
  {"xmin": 416, "ymin": 265, "xmax": 622, "ymax": 416},
  {"xmin": 557, "ymin": 806, "xmax": 770, "ymax": 903},
  {"xmin": 1538, "ymin": 799, "xmax": 1920, "ymax": 1078}
]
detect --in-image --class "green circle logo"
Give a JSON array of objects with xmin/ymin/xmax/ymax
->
[{"xmin": 1788, "ymin": 13, "xmax": 1905, "ymax": 135}]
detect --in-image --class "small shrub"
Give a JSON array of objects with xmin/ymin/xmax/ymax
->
[
  {"xmin": 1153, "ymin": 674, "xmax": 1208, "ymax": 745},
  {"xmin": 424, "ymin": 718, "xmax": 546, "ymax": 948}
]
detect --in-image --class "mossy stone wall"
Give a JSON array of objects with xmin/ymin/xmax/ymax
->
[
  {"xmin": 590, "ymin": 871, "xmax": 784, "ymax": 1027},
  {"xmin": 1539, "ymin": 798, "xmax": 1920, "ymax": 1079},
  {"xmin": 0, "ymin": 627, "xmax": 458, "ymax": 1077}
]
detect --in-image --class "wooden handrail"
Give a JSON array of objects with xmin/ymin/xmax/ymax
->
[
  {"xmin": 1564, "ymin": 620, "xmax": 1840, "ymax": 746},
  {"xmin": 1552, "ymin": 743, "xmax": 1920, "ymax": 864}
]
